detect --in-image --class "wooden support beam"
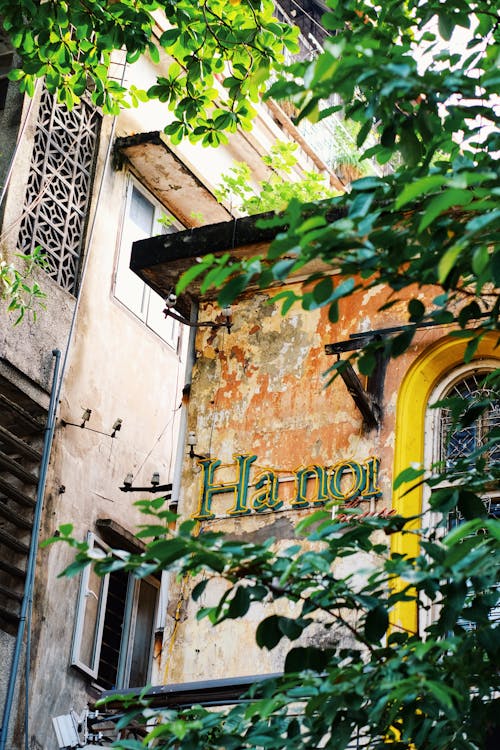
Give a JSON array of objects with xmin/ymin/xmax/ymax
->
[
  {"xmin": 338, "ymin": 362, "xmax": 379, "ymax": 430},
  {"xmin": 325, "ymin": 333, "xmax": 390, "ymax": 429}
]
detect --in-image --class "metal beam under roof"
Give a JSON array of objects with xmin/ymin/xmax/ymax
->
[{"xmin": 130, "ymin": 205, "xmax": 344, "ymax": 308}]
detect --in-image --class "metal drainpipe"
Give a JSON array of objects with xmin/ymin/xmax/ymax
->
[
  {"xmin": 0, "ymin": 348, "xmax": 61, "ymax": 750},
  {"xmin": 170, "ymin": 301, "xmax": 198, "ymax": 512},
  {"xmin": 156, "ymin": 304, "xmax": 198, "ymax": 634}
]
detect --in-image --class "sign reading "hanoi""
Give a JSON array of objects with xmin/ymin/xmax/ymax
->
[{"xmin": 192, "ymin": 454, "xmax": 387, "ymax": 520}]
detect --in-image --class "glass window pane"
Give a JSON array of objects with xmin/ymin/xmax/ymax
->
[
  {"xmin": 71, "ymin": 533, "xmax": 109, "ymax": 679},
  {"xmin": 114, "ymin": 185, "xmax": 153, "ymax": 320},
  {"xmin": 78, "ymin": 565, "xmax": 106, "ymax": 670},
  {"xmin": 146, "ymin": 289, "xmax": 179, "ymax": 346},
  {"xmin": 128, "ymin": 579, "xmax": 158, "ymax": 687},
  {"xmin": 130, "ymin": 186, "xmax": 155, "ymax": 234}
]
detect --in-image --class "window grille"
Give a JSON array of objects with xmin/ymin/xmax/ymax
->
[
  {"xmin": 438, "ymin": 370, "xmax": 500, "ymax": 628},
  {"xmin": 440, "ymin": 373, "xmax": 500, "ymax": 471},
  {"xmin": 17, "ymin": 86, "xmax": 100, "ymax": 294}
]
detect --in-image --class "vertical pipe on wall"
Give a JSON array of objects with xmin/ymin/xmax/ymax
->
[
  {"xmin": 155, "ymin": 304, "xmax": 198, "ymax": 633},
  {"xmin": 0, "ymin": 349, "xmax": 61, "ymax": 750},
  {"xmin": 170, "ymin": 301, "xmax": 198, "ymax": 512}
]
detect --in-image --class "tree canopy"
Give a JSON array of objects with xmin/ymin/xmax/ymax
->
[{"xmin": 5, "ymin": 1, "xmax": 499, "ymax": 748}]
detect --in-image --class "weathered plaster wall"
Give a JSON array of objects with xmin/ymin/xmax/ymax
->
[
  {"xmin": 0, "ymin": 84, "xmax": 77, "ymax": 392},
  {"xmin": 160, "ymin": 279, "xmax": 474, "ymax": 685},
  {"xmin": 20, "ymin": 115, "xmax": 189, "ymax": 747}
]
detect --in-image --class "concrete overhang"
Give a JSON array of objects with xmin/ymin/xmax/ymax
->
[
  {"xmin": 114, "ymin": 132, "xmax": 231, "ymax": 228},
  {"xmin": 130, "ymin": 205, "xmax": 344, "ymax": 311}
]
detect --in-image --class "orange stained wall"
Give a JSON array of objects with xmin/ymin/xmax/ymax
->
[{"xmin": 159, "ymin": 278, "xmax": 498, "ymax": 685}]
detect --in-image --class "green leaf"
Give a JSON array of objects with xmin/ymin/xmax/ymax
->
[
  {"xmin": 148, "ymin": 42, "xmax": 160, "ymax": 65},
  {"xmin": 437, "ymin": 242, "xmax": 464, "ymax": 284},
  {"xmin": 176, "ymin": 255, "xmax": 214, "ymax": 294},
  {"xmin": 256, "ymin": 615, "xmax": 283, "ymax": 650},
  {"xmin": 393, "ymin": 464, "xmax": 425, "ymax": 491},
  {"xmin": 390, "ymin": 328, "xmax": 415, "ymax": 356},
  {"xmin": 438, "ymin": 13, "xmax": 455, "ymax": 41},
  {"xmin": 408, "ymin": 298, "xmax": 425, "ymax": 322},
  {"xmin": 419, "ymin": 189, "xmax": 472, "ymax": 233},
  {"xmin": 365, "ymin": 605, "xmax": 388, "ymax": 642},
  {"xmin": 429, "ymin": 488, "xmax": 459, "ymax": 513},
  {"xmin": 312, "ymin": 277, "xmax": 333, "ymax": 305},
  {"xmin": 191, "ymin": 579, "xmax": 209, "ymax": 601},
  {"xmin": 426, "ymin": 680, "xmax": 459, "ymax": 709},
  {"xmin": 285, "ymin": 646, "xmax": 332, "ymax": 673},
  {"xmin": 491, "ymin": 249, "xmax": 500, "ymax": 286},
  {"xmin": 218, "ymin": 274, "xmax": 250, "ymax": 306},
  {"xmin": 226, "ymin": 585, "xmax": 251, "ymax": 619},
  {"xmin": 160, "ymin": 29, "xmax": 180, "ymax": 48},
  {"xmin": 395, "ymin": 175, "xmax": 447, "ymax": 209},
  {"xmin": 471, "ymin": 246, "xmax": 490, "ymax": 276},
  {"xmin": 457, "ymin": 490, "xmax": 488, "ymax": 520}
]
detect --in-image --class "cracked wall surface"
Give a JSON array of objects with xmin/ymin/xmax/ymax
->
[{"xmin": 160, "ymin": 278, "xmax": 466, "ymax": 684}]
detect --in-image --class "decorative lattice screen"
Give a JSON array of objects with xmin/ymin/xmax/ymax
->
[{"xmin": 17, "ymin": 86, "xmax": 100, "ymax": 294}]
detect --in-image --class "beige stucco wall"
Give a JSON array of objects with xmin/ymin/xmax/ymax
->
[
  {"xmin": 0, "ymin": 46, "xmax": 334, "ymax": 746},
  {"xmin": 17, "ymin": 112, "xmax": 191, "ymax": 746}
]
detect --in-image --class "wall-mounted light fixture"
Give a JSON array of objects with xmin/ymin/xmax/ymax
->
[
  {"xmin": 187, "ymin": 431, "xmax": 208, "ymax": 460},
  {"xmin": 80, "ymin": 408, "xmax": 92, "ymax": 427},
  {"xmin": 61, "ymin": 412, "xmax": 124, "ymax": 439},
  {"xmin": 119, "ymin": 471, "xmax": 172, "ymax": 494},
  {"xmin": 111, "ymin": 418, "xmax": 123, "ymax": 438},
  {"xmin": 163, "ymin": 293, "xmax": 232, "ymax": 333}
]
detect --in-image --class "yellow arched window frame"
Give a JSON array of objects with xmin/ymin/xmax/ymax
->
[{"xmin": 391, "ymin": 332, "xmax": 499, "ymax": 634}]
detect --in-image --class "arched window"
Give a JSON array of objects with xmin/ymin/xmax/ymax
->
[
  {"xmin": 420, "ymin": 363, "xmax": 500, "ymax": 631},
  {"xmin": 392, "ymin": 333, "xmax": 499, "ymax": 634},
  {"xmin": 440, "ymin": 370, "xmax": 499, "ymax": 471},
  {"xmin": 425, "ymin": 363, "xmax": 500, "ymax": 525}
]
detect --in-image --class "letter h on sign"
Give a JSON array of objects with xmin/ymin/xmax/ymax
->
[{"xmin": 193, "ymin": 455, "xmax": 257, "ymax": 520}]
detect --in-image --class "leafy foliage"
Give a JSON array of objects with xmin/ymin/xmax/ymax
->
[
  {"xmin": 179, "ymin": 0, "xmax": 500, "ymax": 354},
  {"xmin": 48, "ymin": 486, "xmax": 500, "ymax": 749},
  {"xmin": 0, "ymin": 0, "xmax": 298, "ymax": 145},
  {"xmin": 215, "ymin": 140, "xmax": 338, "ymax": 214},
  {"xmin": 10, "ymin": 0, "xmax": 499, "ymax": 748},
  {"xmin": 0, "ymin": 247, "xmax": 47, "ymax": 323}
]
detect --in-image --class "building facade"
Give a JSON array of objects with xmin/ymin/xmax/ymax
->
[
  {"xmin": 129, "ymin": 213, "xmax": 499, "ymax": 692},
  {"xmin": 1, "ymin": 5, "xmax": 498, "ymax": 749},
  {"xmin": 0, "ymin": 12, "xmax": 337, "ymax": 749}
]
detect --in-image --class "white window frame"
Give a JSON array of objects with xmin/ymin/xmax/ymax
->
[
  {"xmin": 114, "ymin": 178, "xmax": 184, "ymax": 350},
  {"xmin": 70, "ymin": 532, "xmax": 110, "ymax": 680},
  {"xmin": 71, "ymin": 532, "xmax": 160, "ymax": 689}
]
